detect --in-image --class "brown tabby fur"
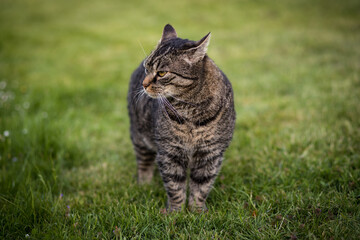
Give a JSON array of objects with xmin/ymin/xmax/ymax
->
[{"xmin": 127, "ymin": 24, "xmax": 235, "ymax": 211}]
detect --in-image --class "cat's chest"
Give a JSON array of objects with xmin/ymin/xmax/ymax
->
[{"xmin": 160, "ymin": 120, "xmax": 216, "ymax": 148}]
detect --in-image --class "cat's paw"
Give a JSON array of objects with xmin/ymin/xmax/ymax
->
[
  {"xmin": 160, "ymin": 208, "xmax": 168, "ymax": 215},
  {"xmin": 189, "ymin": 204, "xmax": 208, "ymax": 213}
]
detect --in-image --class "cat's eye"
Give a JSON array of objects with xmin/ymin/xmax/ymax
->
[{"xmin": 157, "ymin": 71, "xmax": 167, "ymax": 77}]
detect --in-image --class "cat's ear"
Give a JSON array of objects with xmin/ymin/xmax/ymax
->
[
  {"xmin": 184, "ymin": 32, "xmax": 211, "ymax": 62},
  {"xmin": 161, "ymin": 24, "xmax": 177, "ymax": 43}
]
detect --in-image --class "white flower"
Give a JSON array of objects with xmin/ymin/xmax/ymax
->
[
  {"xmin": 23, "ymin": 102, "xmax": 30, "ymax": 109},
  {"xmin": 0, "ymin": 81, "xmax": 6, "ymax": 89},
  {"xmin": 3, "ymin": 130, "xmax": 9, "ymax": 137}
]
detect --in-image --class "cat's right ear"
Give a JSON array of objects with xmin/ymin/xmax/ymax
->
[
  {"xmin": 160, "ymin": 24, "xmax": 177, "ymax": 43},
  {"xmin": 182, "ymin": 32, "xmax": 211, "ymax": 64}
]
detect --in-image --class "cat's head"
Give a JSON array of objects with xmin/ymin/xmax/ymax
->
[{"xmin": 142, "ymin": 24, "xmax": 211, "ymax": 99}]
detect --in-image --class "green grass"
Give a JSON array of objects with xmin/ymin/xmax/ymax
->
[{"xmin": 1, "ymin": 0, "xmax": 359, "ymax": 239}]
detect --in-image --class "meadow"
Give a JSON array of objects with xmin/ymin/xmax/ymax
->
[{"xmin": 0, "ymin": 0, "xmax": 359, "ymax": 239}]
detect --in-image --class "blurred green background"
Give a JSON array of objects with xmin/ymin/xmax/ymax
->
[{"xmin": 0, "ymin": 0, "xmax": 359, "ymax": 239}]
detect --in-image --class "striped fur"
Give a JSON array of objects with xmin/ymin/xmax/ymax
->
[{"xmin": 127, "ymin": 24, "xmax": 235, "ymax": 212}]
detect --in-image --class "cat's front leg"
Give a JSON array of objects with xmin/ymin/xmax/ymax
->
[
  {"xmin": 189, "ymin": 150, "xmax": 223, "ymax": 211},
  {"xmin": 157, "ymin": 151, "xmax": 188, "ymax": 212}
]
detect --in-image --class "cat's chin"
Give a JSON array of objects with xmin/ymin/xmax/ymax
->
[{"xmin": 144, "ymin": 91, "xmax": 160, "ymax": 99}]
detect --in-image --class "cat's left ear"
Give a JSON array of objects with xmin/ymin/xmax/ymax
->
[
  {"xmin": 185, "ymin": 32, "xmax": 211, "ymax": 62},
  {"xmin": 161, "ymin": 24, "xmax": 178, "ymax": 43}
]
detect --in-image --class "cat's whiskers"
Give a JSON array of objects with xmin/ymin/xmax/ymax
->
[
  {"xmin": 131, "ymin": 88, "xmax": 143, "ymax": 102},
  {"xmin": 166, "ymin": 93, "xmax": 196, "ymax": 107},
  {"xmin": 160, "ymin": 94, "xmax": 184, "ymax": 122},
  {"xmin": 137, "ymin": 40, "xmax": 147, "ymax": 58},
  {"xmin": 132, "ymin": 88, "xmax": 144, "ymax": 95},
  {"xmin": 157, "ymin": 94, "xmax": 171, "ymax": 120},
  {"xmin": 158, "ymin": 94, "xmax": 169, "ymax": 117},
  {"xmin": 132, "ymin": 88, "xmax": 146, "ymax": 105}
]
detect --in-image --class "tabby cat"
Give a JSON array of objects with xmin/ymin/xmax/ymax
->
[{"xmin": 127, "ymin": 24, "xmax": 235, "ymax": 212}]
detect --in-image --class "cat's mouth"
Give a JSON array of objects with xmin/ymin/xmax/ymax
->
[{"xmin": 143, "ymin": 87, "xmax": 161, "ymax": 99}]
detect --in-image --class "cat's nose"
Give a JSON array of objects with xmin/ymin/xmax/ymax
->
[{"xmin": 142, "ymin": 75, "xmax": 152, "ymax": 89}]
